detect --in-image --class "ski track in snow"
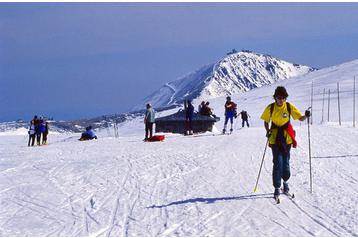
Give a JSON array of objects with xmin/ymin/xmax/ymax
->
[{"xmin": 0, "ymin": 123, "xmax": 357, "ymax": 236}]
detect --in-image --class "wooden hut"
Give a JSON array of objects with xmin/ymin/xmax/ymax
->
[{"xmin": 155, "ymin": 109, "xmax": 220, "ymax": 134}]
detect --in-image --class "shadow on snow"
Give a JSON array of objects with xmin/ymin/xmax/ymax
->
[{"xmin": 147, "ymin": 193, "xmax": 273, "ymax": 209}]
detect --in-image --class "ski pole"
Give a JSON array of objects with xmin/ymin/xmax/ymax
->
[
  {"xmin": 253, "ymin": 136, "xmax": 270, "ymax": 192},
  {"xmin": 307, "ymin": 107, "xmax": 313, "ymax": 193}
]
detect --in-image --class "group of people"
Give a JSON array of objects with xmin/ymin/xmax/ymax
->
[
  {"xmin": 28, "ymin": 116, "xmax": 99, "ymax": 146},
  {"xmin": 26, "ymin": 86, "xmax": 310, "ymax": 200},
  {"xmin": 28, "ymin": 115, "xmax": 49, "ymax": 146},
  {"xmin": 198, "ymin": 101, "xmax": 213, "ymax": 116},
  {"xmin": 222, "ymin": 96, "xmax": 251, "ymax": 133},
  {"xmin": 143, "ymin": 86, "xmax": 311, "ymax": 199}
]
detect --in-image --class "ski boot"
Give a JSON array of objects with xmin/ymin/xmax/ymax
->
[
  {"xmin": 230, "ymin": 128, "xmax": 233, "ymax": 134},
  {"xmin": 283, "ymin": 181, "xmax": 289, "ymax": 193},
  {"xmin": 274, "ymin": 188, "xmax": 280, "ymax": 203},
  {"xmin": 222, "ymin": 129, "xmax": 226, "ymax": 134}
]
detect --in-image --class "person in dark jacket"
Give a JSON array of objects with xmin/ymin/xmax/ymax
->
[
  {"xmin": 198, "ymin": 101, "xmax": 205, "ymax": 114},
  {"xmin": 144, "ymin": 103, "xmax": 155, "ymax": 141},
  {"xmin": 79, "ymin": 126, "xmax": 98, "ymax": 141},
  {"xmin": 240, "ymin": 110, "xmax": 250, "ymax": 128},
  {"xmin": 42, "ymin": 120, "xmax": 49, "ymax": 145},
  {"xmin": 185, "ymin": 100, "xmax": 194, "ymax": 135},
  {"xmin": 222, "ymin": 96, "xmax": 237, "ymax": 134}
]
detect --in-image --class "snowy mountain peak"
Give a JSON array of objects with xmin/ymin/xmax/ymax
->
[{"xmin": 136, "ymin": 50, "xmax": 316, "ymax": 110}]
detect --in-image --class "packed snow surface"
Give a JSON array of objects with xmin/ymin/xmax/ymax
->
[{"xmin": 0, "ymin": 59, "xmax": 358, "ymax": 236}]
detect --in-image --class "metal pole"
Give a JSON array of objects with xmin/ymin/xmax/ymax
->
[
  {"xmin": 253, "ymin": 137, "xmax": 270, "ymax": 192},
  {"xmin": 311, "ymin": 81, "xmax": 314, "ymax": 125},
  {"xmin": 307, "ymin": 108, "xmax": 313, "ymax": 193},
  {"xmin": 337, "ymin": 82, "xmax": 341, "ymax": 126},
  {"xmin": 328, "ymin": 89, "xmax": 331, "ymax": 122},
  {"xmin": 321, "ymin": 88, "xmax": 325, "ymax": 123}
]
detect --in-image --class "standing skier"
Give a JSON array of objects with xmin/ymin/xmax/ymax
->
[
  {"xmin": 144, "ymin": 103, "xmax": 155, "ymax": 141},
  {"xmin": 222, "ymin": 96, "xmax": 237, "ymax": 134},
  {"xmin": 34, "ymin": 116, "xmax": 43, "ymax": 146},
  {"xmin": 42, "ymin": 120, "xmax": 49, "ymax": 145},
  {"xmin": 28, "ymin": 119, "xmax": 36, "ymax": 146},
  {"xmin": 185, "ymin": 100, "xmax": 194, "ymax": 135},
  {"xmin": 240, "ymin": 110, "xmax": 250, "ymax": 128},
  {"xmin": 260, "ymin": 86, "xmax": 310, "ymax": 200}
]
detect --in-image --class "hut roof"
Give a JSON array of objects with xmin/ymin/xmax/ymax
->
[{"xmin": 155, "ymin": 109, "xmax": 220, "ymax": 122}]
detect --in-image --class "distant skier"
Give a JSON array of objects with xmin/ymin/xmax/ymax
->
[
  {"xmin": 34, "ymin": 116, "xmax": 45, "ymax": 146},
  {"xmin": 27, "ymin": 119, "xmax": 36, "ymax": 147},
  {"xmin": 260, "ymin": 86, "xmax": 310, "ymax": 200},
  {"xmin": 42, "ymin": 120, "xmax": 49, "ymax": 145},
  {"xmin": 240, "ymin": 110, "xmax": 250, "ymax": 128},
  {"xmin": 36, "ymin": 117, "xmax": 47, "ymax": 145},
  {"xmin": 79, "ymin": 126, "xmax": 98, "ymax": 141},
  {"xmin": 144, "ymin": 103, "xmax": 155, "ymax": 141},
  {"xmin": 185, "ymin": 100, "xmax": 194, "ymax": 135},
  {"xmin": 222, "ymin": 96, "xmax": 237, "ymax": 134}
]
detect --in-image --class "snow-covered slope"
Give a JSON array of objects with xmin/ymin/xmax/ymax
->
[
  {"xmin": 136, "ymin": 51, "xmax": 315, "ymax": 109},
  {"xmin": 0, "ymin": 59, "xmax": 357, "ymax": 236}
]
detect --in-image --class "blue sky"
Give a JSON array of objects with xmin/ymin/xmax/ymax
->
[{"xmin": 1, "ymin": 3, "xmax": 358, "ymax": 122}]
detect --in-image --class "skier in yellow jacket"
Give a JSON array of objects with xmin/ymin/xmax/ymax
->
[{"xmin": 260, "ymin": 86, "xmax": 310, "ymax": 199}]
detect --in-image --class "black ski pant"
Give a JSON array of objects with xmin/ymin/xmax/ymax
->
[
  {"xmin": 36, "ymin": 133, "xmax": 41, "ymax": 145},
  {"xmin": 42, "ymin": 132, "xmax": 48, "ymax": 144},
  {"xmin": 145, "ymin": 122, "xmax": 154, "ymax": 139},
  {"xmin": 185, "ymin": 118, "xmax": 193, "ymax": 132},
  {"xmin": 28, "ymin": 134, "xmax": 35, "ymax": 146},
  {"xmin": 242, "ymin": 119, "xmax": 249, "ymax": 127}
]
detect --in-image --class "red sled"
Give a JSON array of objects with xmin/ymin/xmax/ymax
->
[{"xmin": 146, "ymin": 135, "xmax": 165, "ymax": 142}]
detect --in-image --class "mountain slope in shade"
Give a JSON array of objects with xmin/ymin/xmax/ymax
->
[{"xmin": 136, "ymin": 51, "xmax": 316, "ymax": 109}]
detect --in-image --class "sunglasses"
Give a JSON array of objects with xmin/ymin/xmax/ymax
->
[{"xmin": 276, "ymin": 96, "xmax": 287, "ymax": 100}]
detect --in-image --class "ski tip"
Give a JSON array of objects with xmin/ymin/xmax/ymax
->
[{"xmin": 253, "ymin": 187, "xmax": 257, "ymax": 193}]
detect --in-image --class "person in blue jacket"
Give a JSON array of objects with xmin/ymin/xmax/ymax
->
[
  {"xmin": 144, "ymin": 103, "xmax": 156, "ymax": 141},
  {"xmin": 79, "ymin": 126, "xmax": 98, "ymax": 141},
  {"xmin": 35, "ymin": 116, "xmax": 46, "ymax": 145}
]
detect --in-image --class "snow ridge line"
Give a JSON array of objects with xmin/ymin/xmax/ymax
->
[{"xmin": 165, "ymin": 83, "xmax": 177, "ymax": 105}]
